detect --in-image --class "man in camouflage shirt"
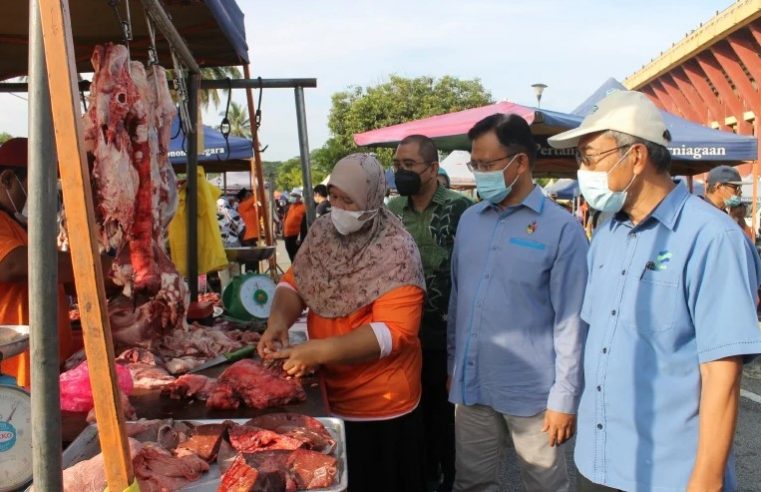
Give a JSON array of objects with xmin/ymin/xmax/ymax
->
[{"xmin": 388, "ymin": 135, "xmax": 472, "ymax": 492}]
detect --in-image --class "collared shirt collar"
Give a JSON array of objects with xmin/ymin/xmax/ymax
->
[
  {"xmin": 477, "ymin": 184, "xmax": 545, "ymax": 215},
  {"xmin": 611, "ymin": 182, "xmax": 690, "ymax": 232}
]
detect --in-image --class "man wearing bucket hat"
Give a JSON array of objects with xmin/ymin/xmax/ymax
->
[
  {"xmin": 0, "ymin": 137, "xmax": 74, "ymax": 388},
  {"xmin": 548, "ymin": 91, "xmax": 761, "ymax": 492}
]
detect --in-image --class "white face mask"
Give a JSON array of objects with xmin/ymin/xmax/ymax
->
[
  {"xmin": 331, "ymin": 207, "xmax": 377, "ymax": 235},
  {"xmin": 577, "ymin": 147, "xmax": 636, "ymax": 213}
]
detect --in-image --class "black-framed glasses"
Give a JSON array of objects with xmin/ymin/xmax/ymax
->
[
  {"xmin": 392, "ymin": 159, "xmax": 432, "ymax": 171},
  {"xmin": 575, "ymin": 145, "xmax": 631, "ymax": 167},
  {"xmin": 466, "ymin": 153, "xmax": 520, "ymax": 173},
  {"xmin": 722, "ymin": 183, "xmax": 741, "ymax": 193}
]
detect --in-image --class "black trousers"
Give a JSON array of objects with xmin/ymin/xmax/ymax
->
[
  {"xmin": 421, "ymin": 349, "xmax": 455, "ymax": 490},
  {"xmin": 284, "ymin": 235, "xmax": 300, "ymax": 262},
  {"xmin": 577, "ymin": 472, "xmax": 623, "ymax": 492},
  {"xmin": 344, "ymin": 406, "xmax": 425, "ymax": 492}
]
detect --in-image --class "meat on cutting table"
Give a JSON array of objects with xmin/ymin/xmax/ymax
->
[
  {"xmin": 163, "ymin": 373, "xmax": 217, "ymax": 400},
  {"xmin": 228, "ymin": 425, "xmax": 305, "ymax": 453},
  {"xmin": 245, "ymin": 413, "xmax": 336, "ymax": 454},
  {"xmin": 206, "ymin": 359, "xmax": 306, "ymax": 411},
  {"xmin": 133, "ymin": 442, "xmax": 210, "ymax": 492},
  {"xmin": 176, "ymin": 423, "xmax": 230, "ymax": 461}
]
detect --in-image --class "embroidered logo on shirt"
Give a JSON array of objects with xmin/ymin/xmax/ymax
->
[
  {"xmin": 526, "ymin": 221, "xmax": 537, "ymax": 234},
  {"xmin": 654, "ymin": 251, "xmax": 672, "ymax": 270}
]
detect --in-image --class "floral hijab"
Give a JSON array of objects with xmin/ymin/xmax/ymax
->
[{"xmin": 293, "ymin": 153, "xmax": 425, "ymax": 318}]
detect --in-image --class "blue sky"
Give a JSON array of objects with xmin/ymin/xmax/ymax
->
[{"xmin": 0, "ymin": 0, "xmax": 734, "ymax": 161}]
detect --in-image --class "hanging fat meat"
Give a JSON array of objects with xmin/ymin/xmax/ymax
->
[{"xmin": 82, "ymin": 43, "xmax": 187, "ymax": 346}]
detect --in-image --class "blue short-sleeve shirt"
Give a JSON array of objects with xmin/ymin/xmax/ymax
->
[{"xmin": 576, "ymin": 183, "xmax": 761, "ymax": 491}]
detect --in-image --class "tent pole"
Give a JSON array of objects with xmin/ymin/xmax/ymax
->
[
  {"xmin": 187, "ymin": 73, "xmax": 200, "ymax": 302},
  {"xmin": 295, "ymin": 87, "xmax": 315, "ymax": 226},
  {"xmin": 687, "ymin": 175, "xmax": 694, "ymax": 193},
  {"xmin": 29, "ymin": 0, "xmax": 63, "ymax": 488}
]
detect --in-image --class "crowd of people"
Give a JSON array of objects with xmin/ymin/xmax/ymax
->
[
  {"xmin": 2, "ymin": 90, "xmax": 760, "ymax": 492},
  {"xmin": 256, "ymin": 90, "xmax": 761, "ymax": 492}
]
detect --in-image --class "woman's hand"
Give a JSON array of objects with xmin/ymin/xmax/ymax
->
[
  {"xmin": 270, "ymin": 339, "xmax": 330, "ymax": 378},
  {"xmin": 258, "ymin": 322, "xmax": 290, "ymax": 358}
]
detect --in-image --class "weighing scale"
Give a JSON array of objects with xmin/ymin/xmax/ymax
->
[
  {"xmin": 0, "ymin": 325, "xmax": 32, "ymax": 491},
  {"xmin": 222, "ymin": 273, "xmax": 277, "ymax": 321}
]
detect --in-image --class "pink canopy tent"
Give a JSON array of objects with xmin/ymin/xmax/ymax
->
[{"xmin": 353, "ymin": 102, "xmax": 584, "ymax": 177}]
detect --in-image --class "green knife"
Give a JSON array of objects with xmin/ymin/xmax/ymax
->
[{"xmin": 188, "ymin": 345, "xmax": 257, "ymax": 373}]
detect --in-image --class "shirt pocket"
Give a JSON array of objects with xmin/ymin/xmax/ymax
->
[
  {"xmin": 505, "ymin": 238, "xmax": 549, "ymax": 287},
  {"xmin": 621, "ymin": 272, "xmax": 679, "ymax": 333}
]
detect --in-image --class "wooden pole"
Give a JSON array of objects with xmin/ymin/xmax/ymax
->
[
  {"xmin": 243, "ymin": 64, "xmax": 277, "ymax": 273},
  {"xmin": 38, "ymin": 1, "xmax": 133, "ymax": 490}
]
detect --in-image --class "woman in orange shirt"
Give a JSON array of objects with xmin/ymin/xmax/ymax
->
[{"xmin": 260, "ymin": 153, "xmax": 426, "ymax": 492}]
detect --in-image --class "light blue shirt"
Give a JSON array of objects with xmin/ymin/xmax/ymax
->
[
  {"xmin": 576, "ymin": 183, "xmax": 761, "ymax": 492},
  {"xmin": 447, "ymin": 185, "xmax": 589, "ymax": 416}
]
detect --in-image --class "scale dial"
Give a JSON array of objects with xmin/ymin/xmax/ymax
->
[
  {"xmin": 0, "ymin": 385, "xmax": 32, "ymax": 491},
  {"xmin": 238, "ymin": 274, "xmax": 276, "ymax": 320}
]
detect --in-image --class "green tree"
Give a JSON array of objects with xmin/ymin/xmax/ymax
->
[
  {"xmin": 275, "ymin": 157, "xmax": 304, "ymax": 191},
  {"xmin": 0, "ymin": 132, "xmax": 12, "ymax": 144},
  {"xmin": 220, "ymin": 101, "xmax": 251, "ymax": 138},
  {"xmin": 199, "ymin": 66, "xmax": 242, "ymax": 110},
  {"xmin": 326, "ymin": 74, "xmax": 493, "ymax": 166}
]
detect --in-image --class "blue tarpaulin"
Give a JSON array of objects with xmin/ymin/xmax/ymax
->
[
  {"xmin": 574, "ymin": 78, "xmax": 758, "ymax": 165},
  {"xmin": 169, "ymin": 116, "xmax": 253, "ymax": 165},
  {"xmin": 544, "ymin": 178, "xmax": 579, "ymax": 199}
]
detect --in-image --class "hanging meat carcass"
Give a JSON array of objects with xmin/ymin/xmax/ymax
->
[{"xmin": 83, "ymin": 43, "xmax": 187, "ymax": 347}]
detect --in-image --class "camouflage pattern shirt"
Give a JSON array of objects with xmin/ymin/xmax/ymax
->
[{"xmin": 388, "ymin": 185, "xmax": 473, "ymax": 350}]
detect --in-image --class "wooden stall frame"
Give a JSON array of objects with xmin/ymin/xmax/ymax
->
[{"xmin": 38, "ymin": 0, "xmax": 133, "ymax": 490}]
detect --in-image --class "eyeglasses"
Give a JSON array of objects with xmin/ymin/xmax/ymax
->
[
  {"xmin": 466, "ymin": 153, "xmax": 520, "ymax": 173},
  {"xmin": 575, "ymin": 145, "xmax": 631, "ymax": 167},
  {"xmin": 392, "ymin": 159, "xmax": 432, "ymax": 171},
  {"xmin": 722, "ymin": 183, "xmax": 741, "ymax": 193}
]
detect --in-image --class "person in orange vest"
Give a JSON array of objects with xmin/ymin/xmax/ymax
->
[
  {"xmin": 283, "ymin": 190, "xmax": 306, "ymax": 262},
  {"xmin": 0, "ymin": 138, "xmax": 74, "ymax": 388},
  {"xmin": 236, "ymin": 188, "xmax": 260, "ymax": 246}
]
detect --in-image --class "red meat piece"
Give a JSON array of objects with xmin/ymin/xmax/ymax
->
[
  {"xmin": 228, "ymin": 425, "xmax": 305, "ymax": 453},
  {"xmin": 206, "ymin": 359, "xmax": 306, "ymax": 411},
  {"xmin": 176, "ymin": 423, "xmax": 228, "ymax": 461},
  {"xmin": 245, "ymin": 413, "xmax": 336, "ymax": 454},
  {"xmin": 287, "ymin": 448, "xmax": 339, "ymax": 489},
  {"xmin": 218, "ymin": 455, "xmax": 258, "ymax": 492},
  {"xmin": 162, "ymin": 374, "xmax": 217, "ymax": 400},
  {"xmin": 133, "ymin": 442, "xmax": 209, "ymax": 491}
]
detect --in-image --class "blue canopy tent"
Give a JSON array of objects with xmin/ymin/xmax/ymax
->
[
  {"xmin": 574, "ymin": 78, "xmax": 758, "ymax": 176},
  {"xmin": 544, "ymin": 178, "xmax": 579, "ymax": 199},
  {"xmin": 169, "ymin": 116, "xmax": 254, "ymax": 172}
]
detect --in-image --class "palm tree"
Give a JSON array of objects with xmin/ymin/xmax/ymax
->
[
  {"xmin": 220, "ymin": 101, "xmax": 251, "ymax": 139},
  {"xmin": 199, "ymin": 66, "xmax": 242, "ymax": 110}
]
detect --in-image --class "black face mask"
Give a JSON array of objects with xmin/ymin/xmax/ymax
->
[{"xmin": 394, "ymin": 169, "xmax": 422, "ymax": 196}]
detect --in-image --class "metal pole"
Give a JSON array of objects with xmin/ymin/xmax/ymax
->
[
  {"xmin": 294, "ymin": 87, "xmax": 315, "ymax": 226},
  {"xmin": 186, "ymin": 74, "xmax": 200, "ymax": 302},
  {"xmin": 201, "ymin": 78, "xmax": 317, "ymax": 90},
  {"xmin": 138, "ymin": 0, "xmax": 200, "ymax": 74},
  {"xmin": 29, "ymin": 0, "xmax": 63, "ymax": 489}
]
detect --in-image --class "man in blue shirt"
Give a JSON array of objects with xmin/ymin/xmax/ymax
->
[
  {"xmin": 549, "ymin": 90, "xmax": 761, "ymax": 492},
  {"xmin": 447, "ymin": 114, "xmax": 588, "ymax": 491}
]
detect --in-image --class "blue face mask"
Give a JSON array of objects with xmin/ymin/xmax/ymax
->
[
  {"xmin": 473, "ymin": 155, "xmax": 520, "ymax": 204},
  {"xmin": 725, "ymin": 195, "xmax": 742, "ymax": 208}
]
